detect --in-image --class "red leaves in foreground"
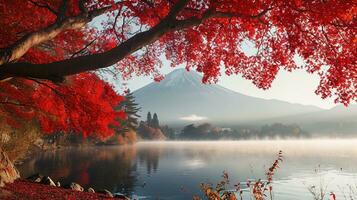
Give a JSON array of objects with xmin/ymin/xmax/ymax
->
[
  {"xmin": 0, "ymin": 0, "xmax": 126, "ymax": 138},
  {"xmin": 0, "ymin": 73, "xmax": 126, "ymax": 139},
  {"xmin": 1, "ymin": 179, "xmax": 124, "ymax": 200}
]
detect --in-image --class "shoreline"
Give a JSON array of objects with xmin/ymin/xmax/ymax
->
[{"xmin": 1, "ymin": 179, "xmax": 128, "ymax": 200}]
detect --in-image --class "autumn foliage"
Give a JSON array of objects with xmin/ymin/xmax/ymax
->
[
  {"xmin": 0, "ymin": 0, "xmax": 356, "ymax": 136},
  {"xmin": 0, "ymin": 1, "xmax": 128, "ymax": 138},
  {"xmin": 0, "ymin": 74, "xmax": 125, "ymax": 138},
  {"xmin": 0, "ymin": 0, "xmax": 126, "ymax": 137}
]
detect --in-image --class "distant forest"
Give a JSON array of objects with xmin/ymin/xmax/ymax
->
[{"xmin": 178, "ymin": 123, "xmax": 309, "ymax": 140}]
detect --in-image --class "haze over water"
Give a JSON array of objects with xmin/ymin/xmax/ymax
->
[{"xmin": 19, "ymin": 140, "xmax": 357, "ymax": 199}]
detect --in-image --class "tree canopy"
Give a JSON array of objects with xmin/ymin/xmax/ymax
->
[
  {"xmin": 117, "ymin": 89, "xmax": 141, "ymax": 131},
  {"xmin": 152, "ymin": 113, "xmax": 159, "ymax": 128},
  {"xmin": 0, "ymin": 0, "xmax": 355, "ymax": 137}
]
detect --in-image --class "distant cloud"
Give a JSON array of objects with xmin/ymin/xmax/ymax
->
[{"xmin": 179, "ymin": 114, "xmax": 207, "ymax": 121}]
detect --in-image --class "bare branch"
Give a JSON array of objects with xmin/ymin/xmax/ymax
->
[
  {"xmin": 28, "ymin": 0, "xmax": 58, "ymax": 15},
  {"xmin": 113, "ymin": 7, "xmax": 124, "ymax": 41},
  {"xmin": 70, "ymin": 38, "xmax": 97, "ymax": 59},
  {"xmin": 26, "ymin": 78, "xmax": 62, "ymax": 95}
]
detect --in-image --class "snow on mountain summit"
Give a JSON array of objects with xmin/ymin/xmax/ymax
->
[
  {"xmin": 159, "ymin": 68, "xmax": 202, "ymax": 88},
  {"xmin": 133, "ymin": 68, "xmax": 322, "ymax": 124}
]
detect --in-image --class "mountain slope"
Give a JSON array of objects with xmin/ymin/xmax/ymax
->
[
  {"xmin": 133, "ymin": 69, "xmax": 322, "ymax": 124},
  {"xmin": 266, "ymin": 105, "xmax": 357, "ymax": 123},
  {"xmin": 261, "ymin": 105, "xmax": 357, "ymax": 135}
]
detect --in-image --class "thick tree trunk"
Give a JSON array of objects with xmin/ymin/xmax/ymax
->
[
  {"xmin": 0, "ymin": 6, "xmax": 110, "ymax": 66},
  {"xmin": 0, "ymin": 148, "xmax": 19, "ymax": 187},
  {"xmin": 0, "ymin": 0, "xmax": 272, "ymax": 82},
  {"xmin": 0, "ymin": 7, "xmax": 270, "ymax": 82},
  {"xmin": 0, "ymin": 18, "xmax": 177, "ymax": 81},
  {"xmin": 0, "ymin": 0, "xmax": 190, "ymax": 81}
]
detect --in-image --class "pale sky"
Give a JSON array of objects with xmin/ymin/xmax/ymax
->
[
  {"xmin": 119, "ymin": 66, "xmax": 336, "ymax": 110},
  {"xmin": 94, "ymin": 14, "xmax": 339, "ymax": 110},
  {"xmin": 110, "ymin": 39, "xmax": 338, "ymax": 110}
]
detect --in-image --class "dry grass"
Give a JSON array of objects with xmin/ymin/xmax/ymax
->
[{"xmin": 194, "ymin": 151, "xmax": 283, "ymax": 200}]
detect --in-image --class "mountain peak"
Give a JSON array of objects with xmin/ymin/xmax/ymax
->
[
  {"xmin": 165, "ymin": 68, "xmax": 201, "ymax": 78},
  {"xmin": 133, "ymin": 68, "xmax": 322, "ymax": 124},
  {"xmin": 160, "ymin": 68, "xmax": 202, "ymax": 88}
]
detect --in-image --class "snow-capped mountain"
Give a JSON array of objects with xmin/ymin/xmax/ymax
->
[{"xmin": 133, "ymin": 68, "xmax": 322, "ymax": 125}]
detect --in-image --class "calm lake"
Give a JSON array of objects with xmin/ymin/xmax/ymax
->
[{"xmin": 18, "ymin": 140, "xmax": 357, "ymax": 200}]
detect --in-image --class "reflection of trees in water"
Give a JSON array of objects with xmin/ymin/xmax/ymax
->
[
  {"xmin": 17, "ymin": 146, "xmax": 138, "ymax": 195},
  {"xmin": 85, "ymin": 146, "xmax": 137, "ymax": 195},
  {"xmin": 137, "ymin": 146, "xmax": 162, "ymax": 174}
]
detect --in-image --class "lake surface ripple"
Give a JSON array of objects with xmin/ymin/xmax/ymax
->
[{"xmin": 18, "ymin": 140, "xmax": 357, "ymax": 200}]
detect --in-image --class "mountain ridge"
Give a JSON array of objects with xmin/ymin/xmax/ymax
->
[{"xmin": 133, "ymin": 68, "xmax": 323, "ymax": 125}]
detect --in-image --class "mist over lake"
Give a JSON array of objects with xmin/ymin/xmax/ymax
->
[
  {"xmin": 6, "ymin": 69, "xmax": 357, "ymax": 199},
  {"xmin": 18, "ymin": 140, "xmax": 357, "ymax": 200}
]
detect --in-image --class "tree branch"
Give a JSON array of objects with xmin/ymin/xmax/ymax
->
[
  {"xmin": 0, "ymin": 16, "xmax": 174, "ymax": 81},
  {"xmin": 56, "ymin": 0, "xmax": 69, "ymax": 23},
  {"xmin": 26, "ymin": 78, "xmax": 63, "ymax": 95},
  {"xmin": 70, "ymin": 38, "xmax": 97, "ymax": 59},
  {"xmin": 28, "ymin": 0, "xmax": 58, "ymax": 15},
  {"xmin": 0, "ymin": 1, "xmax": 272, "ymax": 82},
  {"xmin": 0, "ymin": 5, "xmax": 112, "ymax": 66},
  {"xmin": 173, "ymin": 7, "xmax": 272, "ymax": 30},
  {"xmin": 167, "ymin": 0, "xmax": 189, "ymax": 18},
  {"xmin": 0, "ymin": 101, "xmax": 34, "ymax": 108}
]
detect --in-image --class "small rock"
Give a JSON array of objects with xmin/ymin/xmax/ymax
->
[
  {"xmin": 70, "ymin": 182, "xmax": 84, "ymax": 191},
  {"xmin": 87, "ymin": 187, "xmax": 95, "ymax": 193},
  {"xmin": 97, "ymin": 189, "xmax": 113, "ymax": 197},
  {"xmin": 56, "ymin": 181, "xmax": 61, "ymax": 187},
  {"xmin": 40, "ymin": 176, "xmax": 56, "ymax": 187},
  {"xmin": 26, "ymin": 173, "xmax": 43, "ymax": 183}
]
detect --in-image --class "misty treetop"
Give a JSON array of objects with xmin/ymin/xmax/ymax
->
[
  {"xmin": 179, "ymin": 123, "xmax": 309, "ymax": 140},
  {"xmin": 117, "ymin": 89, "xmax": 141, "ymax": 131}
]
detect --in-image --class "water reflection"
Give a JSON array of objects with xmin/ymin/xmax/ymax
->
[
  {"xmin": 17, "ymin": 140, "xmax": 357, "ymax": 199},
  {"xmin": 137, "ymin": 147, "xmax": 161, "ymax": 174},
  {"xmin": 18, "ymin": 146, "xmax": 139, "ymax": 195}
]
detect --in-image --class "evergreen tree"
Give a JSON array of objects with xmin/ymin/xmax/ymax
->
[
  {"xmin": 152, "ymin": 113, "xmax": 160, "ymax": 128},
  {"xmin": 147, "ymin": 112, "xmax": 152, "ymax": 126},
  {"xmin": 118, "ymin": 89, "xmax": 141, "ymax": 131}
]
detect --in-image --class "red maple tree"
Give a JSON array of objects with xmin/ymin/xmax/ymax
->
[{"xmin": 0, "ymin": 0, "xmax": 355, "ymax": 136}]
